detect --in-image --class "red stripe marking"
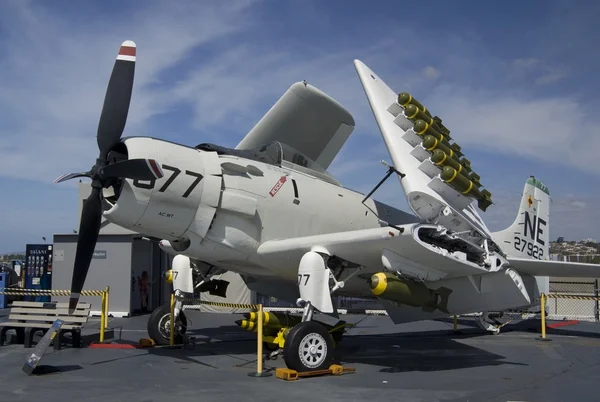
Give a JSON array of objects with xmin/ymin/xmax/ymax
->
[
  {"xmin": 547, "ymin": 320, "xmax": 579, "ymax": 329},
  {"xmin": 89, "ymin": 343, "xmax": 140, "ymax": 349},
  {"xmin": 119, "ymin": 46, "xmax": 136, "ymax": 57},
  {"xmin": 269, "ymin": 176, "xmax": 287, "ymax": 197},
  {"xmin": 148, "ymin": 159, "xmax": 162, "ymax": 178}
]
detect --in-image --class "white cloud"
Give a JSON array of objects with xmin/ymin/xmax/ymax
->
[
  {"xmin": 535, "ymin": 68, "xmax": 567, "ymax": 85},
  {"xmin": 0, "ymin": 0, "xmax": 263, "ymax": 183},
  {"xmin": 513, "ymin": 58, "xmax": 540, "ymax": 69},
  {"xmin": 423, "ymin": 66, "xmax": 441, "ymax": 79},
  {"xmin": 420, "ymin": 88, "xmax": 600, "ymax": 175},
  {"xmin": 1, "ymin": 0, "xmax": 590, "ymax": 187},
  {"xmin": 511, "ymin": 57, "xmax": 567, "ymax": 85},
  {"xmin": 1, "ymin": 0, "xmax": 599, "ymax": 251},
  {"xmin": 569, "ymin": 200, "xmax": 587, "ymax": 209}
]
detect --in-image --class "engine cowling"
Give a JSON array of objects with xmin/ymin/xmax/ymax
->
[{"xmin": 103, "ymin": 137, "xmax": 222, "ymax": 241}]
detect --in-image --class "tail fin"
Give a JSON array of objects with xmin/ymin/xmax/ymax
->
[{"xmin": 492, "ymin": 176, "xmax": 550, "ymax": 260}]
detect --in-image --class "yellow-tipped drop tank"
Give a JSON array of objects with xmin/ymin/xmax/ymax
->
[{"xmin": 369, "ymin": 272, "xmax": 447, "ymax": 312}]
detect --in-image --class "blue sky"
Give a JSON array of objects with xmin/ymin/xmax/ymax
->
[{"xmin": 1, "ymin": 0, "xmax": 599, "ymax": 253}]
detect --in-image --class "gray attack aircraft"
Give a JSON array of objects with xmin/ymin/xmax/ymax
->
[{"xmin": 56, "ymin": 40, "xmax": 600, "ymax": 372}]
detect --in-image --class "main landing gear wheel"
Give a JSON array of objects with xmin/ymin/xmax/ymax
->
[
  {"xmin": 147, "ymin": 303, "xmax": 187, "ymax": 345},
  {"xmin": 283, "ymin": 321, "xmax": 335, "ymax": 372}
]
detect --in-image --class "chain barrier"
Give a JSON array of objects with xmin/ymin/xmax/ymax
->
[
  {"xmin": 539, "ymin": 291, "xmax": 600, "ymax": 340},
  {"xmin": 169, "ymin": 293, "xmax": 270, "ymax": 377}
]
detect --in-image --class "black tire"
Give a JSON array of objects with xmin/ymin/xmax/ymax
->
[
  {"xmin": 283, "ymin": 321, "xmax": 335, "ymax": 372},
  {"xmin": 147, "ymin": 303, "xmax": 187, "ymax": 345}
]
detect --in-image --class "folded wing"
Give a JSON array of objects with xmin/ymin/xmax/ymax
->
[
  {"xmin": 236, "ymin": 81, "xmax": 355, "ymax": 170},
  {"xmin": 354, "ymin": 60, "xmax": 492, "ymax": 240}
]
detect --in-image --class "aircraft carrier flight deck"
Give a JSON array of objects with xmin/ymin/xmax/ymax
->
[{"xmin": 1, "ymin": 310, "xmax": 600, "ymax": 402}]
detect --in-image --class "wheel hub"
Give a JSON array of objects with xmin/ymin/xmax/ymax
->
[
  {"xmin": 158, "ymin": 314, "xmax": 172, "ymax": 338},
  {"xmin": 298, "ymin": 333, "xmax": 327, "ymax": 369}
]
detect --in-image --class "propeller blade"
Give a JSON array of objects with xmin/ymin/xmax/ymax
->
[
  {"xmin": 69, "ymin": 186, "xmax": 103, "ymax": 314},
  {"xmin": 54, "ymin": 172, "xmax": 90, "ymax": 183},
  {"xmin": 96, "ymin": 40, "xmax": 136, "ymax": 157},
  {"xmin": 100, "ymin": 158, "xmax": 163, "ymax": 181}
]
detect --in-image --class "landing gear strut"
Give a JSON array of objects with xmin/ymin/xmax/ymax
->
[{"xmin": 278, "ymin": 250, "xmax": 349, "ymax": 372}]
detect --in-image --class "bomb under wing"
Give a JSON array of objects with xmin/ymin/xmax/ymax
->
[
  {"xmin": 414, "ymin": 120, "xmax": 462, "ymax": 157},
  {"xmin": 397, "ymin": 90, "xmax": 493, "ymax": 212},
  {"xmin": 440, "ymin": 166, "xmax": 493, "ymax": 211},
  {"xmin": 243, "ymin": 311, "xmax": 302, "ymax": 329},
  {"xmin": 430, "ymin": 149, "xmax": 481, "ymax": 186},
  {"xmin": 369, "ymin": 272, "xmax": 451, "ymax": 313},
  {"xmin": 398, "ymin": 92, "xmax": 432, "ymax": 118}
]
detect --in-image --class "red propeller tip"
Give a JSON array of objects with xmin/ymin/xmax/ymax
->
[{"xmin": 118, "ymin": 40, "xmax": 136, "ymax": 61}]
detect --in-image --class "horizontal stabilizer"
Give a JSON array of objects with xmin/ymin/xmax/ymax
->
[{"xmin": 509, "ymin": 257, "xmax": 600, "ymax": 278}]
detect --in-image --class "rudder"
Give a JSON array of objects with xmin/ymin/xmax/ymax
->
[{"xmin": 492, "ymin": 176, "xmax": 550, "ymax": 260}]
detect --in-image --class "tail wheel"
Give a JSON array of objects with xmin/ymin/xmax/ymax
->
[
  {"xmin": 147, "ymin": 303, "xmax": 187, "ymax": 345},
  {"xmin": 283, "ymin": 321, "xmax": 335, "ymax": 372}
]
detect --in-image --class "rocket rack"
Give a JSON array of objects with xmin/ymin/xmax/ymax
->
[
  {"xmin": 275, "ymin": 364, "xmax": 356, "ymax": 381},
  {"xmin": 388, "ymin": 92, "xmax": 493, "ymax": 212}
]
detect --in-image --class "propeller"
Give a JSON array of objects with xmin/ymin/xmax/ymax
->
[{"xmin": 54, "ymin": 40, "xmax": 163, "ymax": 313}]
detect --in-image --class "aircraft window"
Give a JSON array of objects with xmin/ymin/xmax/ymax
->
[
  {"xmin": 195, "ymin": 140, "xmax": 340, "ymax": 185},
  {"xmin": 195, "ymin": 142, "xmax": 282, "ymax": 165},
  {"xmin": 255, "ymin": 142, "xmax": 283, "ymax": 164}
]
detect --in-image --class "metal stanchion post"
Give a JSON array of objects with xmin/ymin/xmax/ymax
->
[
  {"xmin": 248, "ymin": 304, "xmax": 271, "ymax": 377},
  {"xmin": 100, "ymin": 290, "xmax": 106, "ymax": 343},
  {"xmin": 595, "ymin": 279, "xmax": 599, "ymax": 322},
  {"xmin": 537, "ymin": 293, "xmax": 551, "ymax": 342},
  {"xmin": 170, "ymin": 293, "xmax": 175, "ymax": 347},
  {"xmin": 105, "ymin": 286, "xmax": 110, "ymax": 333}
]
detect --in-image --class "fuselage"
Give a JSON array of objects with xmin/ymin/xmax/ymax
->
[
  {"xmin": 101, "ymin": 136, "xmax": 541, "ymax": 318},
  {"xmin": 102, "ymin": 136, "xmax": 420, "ymax": 298}
]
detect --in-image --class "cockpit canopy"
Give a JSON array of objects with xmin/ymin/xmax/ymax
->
[{"xmin": 195, "ymin": 141, "xmax": 340, "ymax": 185}]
